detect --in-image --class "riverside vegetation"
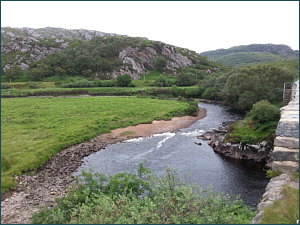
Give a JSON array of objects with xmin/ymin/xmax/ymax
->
[{"xmin": 31, "ymin": 162, "xmax": 256, "ymax": 224}]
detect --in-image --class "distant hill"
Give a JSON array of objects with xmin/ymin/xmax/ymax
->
[
  {"xmin": 1, "ymin": 27, "xmax": 228, "ymax": 81},
  {"xmin": 200, "ymin": 44, "xmax": 299, "ymax": 68}
]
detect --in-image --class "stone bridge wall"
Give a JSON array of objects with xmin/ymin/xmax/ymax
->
[
  {"xmin": 272, "ymin": 80, "xmax": 299, "ymax": 172},
  {"xmin": 251, "ymin": 80, "xmax": 299, "ymax": 224}
]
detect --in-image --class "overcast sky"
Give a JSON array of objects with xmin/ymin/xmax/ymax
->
[{"xmin": 1, "ymin": 1, "xmax": 299, "ymax": 53}]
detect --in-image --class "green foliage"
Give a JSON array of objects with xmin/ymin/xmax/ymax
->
[
  {"xmin": 116, "ymin": 74, "xmax": 132, "ymax": 87},
  {"xmin": 4, "ymin": 65, "xmax": 24, "ymax": 81},
  {"xmin": 154, "ymin": 75, "xmax": 171, "ymax": 87},
  {"xmin": 61, "ymin": 80, "xmax": 95, "ymax": 88},
  {"xmin": 26, "ymin": 67, "xmax": 47, "ymax": 81},
  {"xmin": 225, "ymin": 119, "xmax": 275, "ymax": 144},
  {"xmin": 1, "ymin": 83, "xmax": 11, "ymax": 89},
  {"xmin": 32, "ymin": 164, "xmax": 255, "ymax": 224},
  {"xmin": 261, "ymin": 186, "xmax": 299, "ymax": 224},
  {"xmin": 222, "ymin": 64, "xmax": 295, "ymax": 110},
  {"xmin": 249, "ymin": 100, "xmax": 280, "ymax": 131},
  {"xmin": 95, "ymin": 80, "xmax": 117, "ymax": 87},
  {"xmin": 184, "ymin": 100, "xmax": 199, "ymax": 116},
  {"xmin": 27, "ymin": 82, "xmax": 39, "ymax": 89},
  {"xmin": 170, "ymin": 85, "xmax": 180, "ymax": 97},
  {"xmin": 265, "ymin": 169, "xmax": 281, "ymax": 178},
  {"xmin": 152, "ymin": 57, "xmax": 167, "ymax": 72},
  {"xmin": 176, "ymin": 71, "xmax": 196, "ymax": 86}
]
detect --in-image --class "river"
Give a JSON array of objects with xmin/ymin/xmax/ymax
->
[{"xmin": 73, "ymin": 102, "xmax": 269, "ymax": 207}]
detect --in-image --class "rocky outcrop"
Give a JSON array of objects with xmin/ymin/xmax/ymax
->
[
  {"xmin": 1, "ymin": 37, "xmax": 71, "ymax": 72},
  {"xmin": 95, "ymin": 43, "xmax": 195, "ymax": 80},
  {"xmin": 1, "ymin": 27, "xmax": 120, "ymax": 45},
  {"xmin": 198, "ymin": 129, "xmax": 273, "ymax": 163}
]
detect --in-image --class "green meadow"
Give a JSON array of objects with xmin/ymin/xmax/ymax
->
[{"xmin": 1, "ymin": 96, "xmax": 190, "ymax": 193}]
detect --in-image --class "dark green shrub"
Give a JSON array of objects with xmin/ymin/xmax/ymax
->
[
  {"xmin": 154, "ymin": 76, "xmax": 170, "ymax": 87},
  {"xmin": 27, "ymin": 82, "xmax": 39, "ymax": 89},
  {"xmin": 184, "ymin": 100, "xmax": 199, "ymax": 116},
  {"xmin": 116, "ymin": 74, "xmax": 132, "ymax": 87},
  {"xmin": 152, "ymin": 57, "xmax": 167, "ymax": 72},
  {"xmin": 5, "ymin": 65, "xmax": 24, "ymax": 81},
  {"xmin": 184, "ymin": 87, "xmax": 201, "ymax": 98},
  {"xmin": 249, "ymin": 100, "xmax": 280, "ymax": 131},
  {"xmin": 1, "ymin": 83, "xmax": 11, "ymax": 89},
  {"xmin": 96, "ymin": 80, "xmax": 117, "ymax": 87},
  {"xmin": 171, "ymin": 85, "xmax": 180, "ymax": 97},
  {"xmin": 61, "ymin": 80, "xmax": 95, "ymax": 88}
]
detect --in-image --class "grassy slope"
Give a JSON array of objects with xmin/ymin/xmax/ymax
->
[{"xmin": 1, "ymin": 97, "xmax": 190, "ymax": 193}]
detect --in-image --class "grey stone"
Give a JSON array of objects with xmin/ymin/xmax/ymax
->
[
  {"xmin": 274, "ymin": 137, "xmax": 299, "ymax": 149},
  {"xmin": 20, "ymin": 63, "xmax": 29, "ymax": 71},
  {"xmin": 276, "ymin": 121, "xmax": 299, "ymax": 138}
]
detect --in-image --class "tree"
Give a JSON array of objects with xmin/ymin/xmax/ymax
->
[
  {"xmin": 116, "ymin": 74, "xmax": 132, "ymax": 87},
  {"xmin": 26, "ymin": 68, "xmax": 46, "ymax": 81},
  {"xmin": 154, "ymin": 75, "xmax": 169, "ymax": 87},
  {"xmin": 222, "ymin": 64, "xmax": 295, "ymax": 110},
  {"xmin": 152, "ymin": 57, "xmax": 167, "ymax": 72},
  {"xmin": 5, "ymin": 65, "xmax": 24, "ymax": 81},
  {"xmin": 176, "ymin": 72, "xmax": 196, "ymax": 86},
  {"xmin": 249, "ymin": 100, "xmax": 280, "ymax": 131}
]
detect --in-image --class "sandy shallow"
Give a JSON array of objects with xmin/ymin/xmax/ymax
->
[{"xmin": 110, "ymin": 107, "xmax": 206, "ymax": 138}]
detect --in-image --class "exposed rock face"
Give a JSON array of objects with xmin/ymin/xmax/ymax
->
[
  {"xmin": 1, "ymin": 37, "xmax": 71, "ymax": 72},
  {"xmin": 94, "ymin": 43, "xmax": 195, "ymax": 80},
  {"xmin": 1, "ymin": 27, "xmax": 120, "ymax": 45},
  {"xmin": 199, "ymin": 130, "xmax": 273, "ymax": 163}
]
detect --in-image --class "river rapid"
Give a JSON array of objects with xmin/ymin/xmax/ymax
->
[{"xmin": 73, "ymin": 102, "xmax": 269, "ymax": 207}]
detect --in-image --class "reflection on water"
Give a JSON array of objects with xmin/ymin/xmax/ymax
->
[{"xmin": 73, "ymin": 102, "xmax": 269, "ymax": 207}]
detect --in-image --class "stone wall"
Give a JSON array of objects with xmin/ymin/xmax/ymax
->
[{"xmin": 251, "ymin": 80, "xmax": 299, "ymax": 224}]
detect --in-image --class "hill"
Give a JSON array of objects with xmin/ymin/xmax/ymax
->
[
  {"xmin": 1, "ymin": 27, "xmax": 228, "ymax": 81},
  {"xmin": 200, "ymin": 44, "xmax": 299, "ymax": 68}
]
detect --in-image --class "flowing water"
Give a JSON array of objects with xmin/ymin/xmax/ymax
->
[{"xmin": 73, "ymin": 102, "xmax": 269, "ymax": 207}]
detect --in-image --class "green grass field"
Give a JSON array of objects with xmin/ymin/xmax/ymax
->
[{"xmin": 1, "ymin": 96, "xmax": 191, "ymax": 193}]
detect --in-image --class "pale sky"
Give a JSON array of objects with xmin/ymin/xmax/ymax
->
[{"xmin": 1, "ymin": 1, "xmax": 299, "ymax": 53}]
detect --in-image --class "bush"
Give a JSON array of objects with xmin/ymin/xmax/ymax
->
[
  {"xmin": 5, "ymin": 65, "xmax": 24, "ymax": 81},
  {"xmin": 171, "ymin": 85, "xmax": 180, "ymax": 97},
  {"xmin": 31, "ymin": 163, "xmax": 255, "ymax": 224},
  {"xmin": 61, "ymin": 80, "xmax": 95, "ymax": 88},
  {"xmin": 184, "ymin": 100, "xmax": 199, "ymax": 116},
  {"xmin": 27, "ymin": 82, "xmax": 39, "ymax": 89},
  {"xmin": 249, "ymin": 100, "xmax": 280, "ymax": 131},
  {"xmin": 96, "ymin": 80, "xmax": 117, "ymax": 87},
  {"xmin": 154, "ymin": 75, "xmax": 170, "ymax": 87},
  {"xmin": 1, "ymin": 83, "xmax": 11, "ymax": 89},
  {"xmin": 116, "ymin": 74, "xmax": 132, "ymax": 87}
]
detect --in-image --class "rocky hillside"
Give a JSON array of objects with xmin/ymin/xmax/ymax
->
[
  {"xmin": 1, "ymin": 27, "xmax": 120, "ymax": 44},
  {"xmin": 200, "ymin": 44, "xmax": 299, "ymax": 68},
  {"xmin": 1, "ymin": 27, "xmax": 225, "ymax": 81}
]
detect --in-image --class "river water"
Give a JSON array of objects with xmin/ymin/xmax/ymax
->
[{"xmin": 73, "ymin": 102, "xmax": 269, "ymax": 207}]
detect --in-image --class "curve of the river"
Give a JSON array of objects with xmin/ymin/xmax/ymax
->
[{"xmin": 73, "ymin": 102, "xmax": 269, "ymax": 207}]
